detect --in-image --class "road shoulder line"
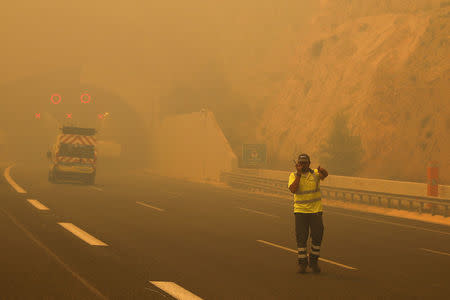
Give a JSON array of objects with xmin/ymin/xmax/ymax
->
[
  {"xmin": 257, "ymin": 239, "xmax": 358, "ymax": 270},
  {"xmin": 3, "ymin": 164, "xmax": 27, "ymax": 194},
  {"xmin": 0, "ymin": 207, "xmax": 108, "ymax": 299}
]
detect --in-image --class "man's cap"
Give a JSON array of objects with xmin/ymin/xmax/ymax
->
[{"xmin": 298, "ymin": 153, "xmax": 310, "ymax": 163}]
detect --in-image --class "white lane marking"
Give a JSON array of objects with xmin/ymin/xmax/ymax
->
[
  {"xmin": 328, "ymin": 211, "xmax": 450, "ymax": 236},
  {"xmin": 149, "ymin": 281, "xmax": 203, "ymax": 300},
  {"xmin": 227, "ymin": 188, "xmax": 450, "ymax": 232},
  {"xmin": 238, "ymin": 207, "xmax": 279, "ymax": 218},
  {"xmin": 420, "ymin": 248, "xmax": 450, "ymax": 257},
  {"xmin": 4, "ymin": 164, "xmax": 27, "ymax": 194},
  {"xmin": 27, "ymin": 199, "xmax": 49, "ymax": 211},
  {"xmin": 136, "ymin": 201, "xmax": 165, "ymax": 212},
  {"xmin": 58, "ymin": 223, "xmax": 108, "ymax": 246},
  {"xmin": 90, "ymin": 186, "xmax": 103, "ymax": 191},
  {"xmin": 256, "ymin": 240, "xmax": 358, "ymax": 270},
  {"xmin": 0, "ymin": 207, "xmax": 108, "ymax": 300}
]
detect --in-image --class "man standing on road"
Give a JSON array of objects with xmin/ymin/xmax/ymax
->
[{"xmin": 288, "ymin": 154, "xmax": 328, "ymax": 273}]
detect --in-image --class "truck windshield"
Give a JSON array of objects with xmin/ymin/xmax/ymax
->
[{"xmin": 58, "ymin": 143, "xmax": 95, "ymax": 158}]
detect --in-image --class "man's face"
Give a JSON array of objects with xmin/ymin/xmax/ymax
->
[{"xmin": 299, "ymin": 160, "xmax": 310, "ymax": 171}]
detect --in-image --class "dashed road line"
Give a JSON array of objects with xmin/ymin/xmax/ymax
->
[
  {"xmin": 149, "ymin": 281, "xmax": 203, "ymax": 300},
  {"xmin": 4, "ymin": 164, "xmax": 27, "ymax": 194},
  {"xmin": 0, "ymin": 207, "xmax": 108, "ymax": 300},
  {"xmin": 238, "ymin": 207, "xmax": 279, "ymax": 218},
  {"xmin": 420, "ymin": 248, "xmax": 450, "ymax": 257},
  {"xmin": 256, "ymin": 239, "xmax": 358, "ymax": 270},
  {"xmin": 27, "ymin": 199, "xmax": 49, "ymax": 211},
  {"xmin": 136, "ymin": 201, "xmax": 165, "ymax": 212},
  {"xmin": 327, "ymin": 211, "xmax": 450, "ymax": 236},
  {"xmin": 58, "ymin": 223, "xmax": 108, "ymax": 246},
  {"xmin": 226, "ymin": 187, "xmax": 450, "ymax": 231}
]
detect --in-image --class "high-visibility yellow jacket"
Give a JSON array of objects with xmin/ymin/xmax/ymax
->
[{"xmin": 288, "ymin": 169, "xmax": 322, "ymax": 213}]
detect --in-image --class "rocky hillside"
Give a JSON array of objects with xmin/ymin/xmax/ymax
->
[{"xmin": 257, "ymin": 0, "xmax": 450, "ymax": 184}]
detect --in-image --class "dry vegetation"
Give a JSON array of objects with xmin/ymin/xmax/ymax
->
[{"xmin": 257, "ymin": 0, "xmax": 450, "ymax": 184}]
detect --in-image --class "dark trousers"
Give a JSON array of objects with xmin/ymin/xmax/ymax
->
[{"xmin": 294, "ymin": 212, "xmax": 324, "ymax": 263}]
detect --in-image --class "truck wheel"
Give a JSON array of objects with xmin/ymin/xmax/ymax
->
[
  {"xmin": 86, "ymin": 173, "xmax": 95, "ymax": 185},
  {"xmin": 51, "ymin": 169, "xmax": 60, "ymax": 183}
]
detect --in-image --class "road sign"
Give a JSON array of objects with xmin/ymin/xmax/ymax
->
[{"xmin": 242, "ymin": 144, "xmax": 266, "ymax": 168}]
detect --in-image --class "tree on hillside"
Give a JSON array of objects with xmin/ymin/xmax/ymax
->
[{"xmin": 319, "ymin": 112, "xmax": 364, "ymax": 176}]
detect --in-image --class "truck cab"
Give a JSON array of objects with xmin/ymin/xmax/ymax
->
[{"xmin": 48, "ymin": 126, "xmax": 97, "ymax": 185}]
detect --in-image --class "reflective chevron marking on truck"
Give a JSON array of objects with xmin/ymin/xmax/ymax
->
[
  {"xmin": 59, "ymin": 134, "xmax": 97, "ymax": 145},
  {"xmin": 56, "ymin": 134, "xmax": 97, "ymax": 164},
  {"xmin": 57, "ymin": 156, "xmax": 97, "ymax": 163}
]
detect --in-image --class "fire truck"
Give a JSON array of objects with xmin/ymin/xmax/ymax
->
[{"xmin": 47, "ymin": 126, "xmax": 97, "ymax": 184}]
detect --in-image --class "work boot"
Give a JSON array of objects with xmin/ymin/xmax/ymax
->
[
  {"xmin": 308, "ymin": 255, "xmax": 321, "ymax": 273},
  {"xmin": 297, "ymin": 258, "xmax": 307, "ymax": 274}
]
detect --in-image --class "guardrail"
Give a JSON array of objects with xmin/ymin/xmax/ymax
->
[{"xmin": 220, "ymin": 171, "xmax": 450, "ymax": 217}]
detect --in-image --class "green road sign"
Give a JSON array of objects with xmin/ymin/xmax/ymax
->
[{"xmin": 242, "ymin": 144, "xmax": 266, "ymax": 168}]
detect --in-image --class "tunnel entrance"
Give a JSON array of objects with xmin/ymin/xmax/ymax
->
[{"xmin": 0, "ymin": 68, "xmax": 149, "ymax": 170}]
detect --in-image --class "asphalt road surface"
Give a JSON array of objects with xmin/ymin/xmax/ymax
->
[{"xmin": 1, "ymin": 160, "xmax": 449, "ymax": 299}]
